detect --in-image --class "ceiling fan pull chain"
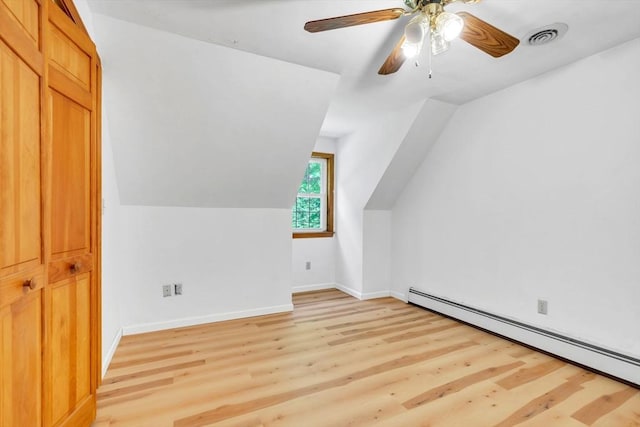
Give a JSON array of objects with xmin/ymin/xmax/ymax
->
[{"xmin": 428, "ymin": 32, "xmax": 433, "ymax": 78}]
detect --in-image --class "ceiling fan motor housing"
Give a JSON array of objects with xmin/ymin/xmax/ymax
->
[{"xmin": 406, "ymin": 0, "xmax": 446, "ymax": 8}]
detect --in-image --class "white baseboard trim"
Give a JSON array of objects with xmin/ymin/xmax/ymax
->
[
  {"xmin": 408, "ymin": 287, "xmax": 640, "ymax": 386},
  {"xmin": 292, "ymin": 283, "xmax": 336, "ymax": 293},
  {"xmin": 361, "ymin": 290, "xmax": 391, "ymax": 300},
  {"xmin": 390, "ymin": 290, "xmax": 408, "ymax": 302},
  {"xmin": 333, "ymin": 284, "xmax": 397, "ymax": 301},
  {"xmin": 335, "ymin": 283, "xmax": 363, "ymax": 300},
  {"xmin": 122, "ymin": 304, "xmax": 294, "ymax": 336},
  {"xmin": 102, "ymin": 327, "xmax": 123, "ymax": 379}
]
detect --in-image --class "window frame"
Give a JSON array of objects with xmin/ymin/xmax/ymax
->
[
  {"xmin": 292, "ymin": 152, "xmax": 334, "ymax": 239},
  {"xmin": 293, "ymin": 157, "xmax": 327, "ymax": 232}
]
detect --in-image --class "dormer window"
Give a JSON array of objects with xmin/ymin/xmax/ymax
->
[{"xmin": 292, "ymin": 152, "xmax": 334, "ymax": 238}]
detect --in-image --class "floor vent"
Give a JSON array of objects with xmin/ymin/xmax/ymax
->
[{"xmin": 408, "ymin": 287, "xmax": 640, "ymax": 386}]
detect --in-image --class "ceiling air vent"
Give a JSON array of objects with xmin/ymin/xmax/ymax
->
[{"xmin": 526, "ymin": 23, "xmax": 569, "ymax": 46}]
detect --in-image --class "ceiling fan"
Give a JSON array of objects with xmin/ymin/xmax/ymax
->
[{"xmin": 304, "ymin": 0, "xmax": 520, "ymax": 75}]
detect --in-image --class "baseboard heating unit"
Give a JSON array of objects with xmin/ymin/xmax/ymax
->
[{"xmin": 408, "ymin": 287, "xmax": 640, "ymax": 386}]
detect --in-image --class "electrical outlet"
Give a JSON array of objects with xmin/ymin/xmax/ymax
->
[
  {"xmin": 305, "ymin": 261, "xmax": 311, "ymax": 270},
  {"xmin": 174, "ymin": 283, "xmax": 183, "ymax": 295},
  {"xmin": 162, "ymin": 285, "xmax": 172, "ymax": 297},
  {"xmin": 537, "ymin": 299, "xmax": 548, "ymax": 315}
]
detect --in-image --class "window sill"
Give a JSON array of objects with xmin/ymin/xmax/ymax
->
[{"xmin": 292, "ymin": 231, "xmax": 335, "ymax": 239}]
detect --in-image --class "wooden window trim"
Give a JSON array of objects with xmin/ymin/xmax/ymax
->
[{"xmin": 293, "ymin": 152, "xmax": 334, "ymax": 239}]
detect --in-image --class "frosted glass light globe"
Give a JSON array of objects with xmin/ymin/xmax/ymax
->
[
  {"xmin": 437, "ymin": 12, "xmax": 464, "ymax": 42},
  {"xmin": 404, "ymin": 19, "xmax": 426, "ymax": 44}
]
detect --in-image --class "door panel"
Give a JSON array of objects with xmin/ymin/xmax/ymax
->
[
  {"xmin": 48, "ymin": 23, "xmax": 91, "ymax": 91},
  {"xmin": 0, "ymin": 288, "xmax": 42, "ymax": 427},
  {"xmin": 0, "ymin": 39, "xmax": 42, "ymax": 278},
  {"xmin": 49, "ymin": 90, "xmax": 91, "ymax": 258},
  {"xmin": 49, "ymin": 273, "xmax": 91, "ymax": 426},
  {"xmin": 1, "ymin": 0, "xmax": 39, "ymax": 45}
]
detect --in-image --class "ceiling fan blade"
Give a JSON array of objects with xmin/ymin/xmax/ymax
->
[
  {"xmin": 304, "ymin": 8, "xmax": 405, "ymax": 33},
  {"xmin": 457, "ymin": 11, "xmax": 520, "ymax": 57},
  {"xmin": 378, "ymin": 35, "xmax": 407, "ymax": 75}
]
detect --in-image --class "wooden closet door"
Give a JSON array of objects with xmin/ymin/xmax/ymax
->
[
  {"xmin": 47, "ymin": 88, "xmax": 95, "ymax": 427},
  {"xmin": 0, "ymin": 1, "xmax": 45, "ymax": 426},
  {"xmin": 45, "ymin": 4, "xmax": 99, "ymax": 426}
]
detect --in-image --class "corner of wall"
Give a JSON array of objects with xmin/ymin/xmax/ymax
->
[{"xmin": 102, "ymin": 327, "xmax": 123, "ymax": 379}]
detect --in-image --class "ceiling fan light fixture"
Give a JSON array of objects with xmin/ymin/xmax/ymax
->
[
  {"xmin": 402, "ymin": 15, "xmax": 427, "ymax": 58},
  {"xmin": 404, "ymin": 15, "xmax": 427, "ymax": 44},
  {"xmin": 430, "ymin": 29, "xmax": 450, "ymax": 55},
  {"xmin": 436, "ymin": 11, "xmax": 464, "ymax": 42}
]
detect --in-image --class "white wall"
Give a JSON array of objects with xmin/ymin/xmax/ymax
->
[
  {"xmin": 335, "ymin": 103, "xmax": 424, "ymax": 298},
  {"xmin": 292, "ymin": 238, "xmax": 335, "ymax": 292},
  {"xmin": 335, "ymin": 99, "xmax": 456, "ymax": 299},
  {"xmin": 313, "ymin": 136, "xmax": 337, "ymax": 155},
  {"xmin": 361, "ymin": 100, "xmax": 457, "ymax": 301},
  {"xmin": 117, "ymin": 206, "xmax": 293, "ymax": 334},
  {"xmin": 392, "ymin": 38, "xmax": 640, "ymax": 358},
  {"xmin": 362, "ymin": 210, "xmax": 392, "ymax": 298},
  {"xmin": 292, "ymin": 136, "xmax": 337, "ymax": 292},
  {"xmin": 98, "ymin": 117, "xmax": 125, "ymax": 372},
  {"xmin": 74, "ymin": 0, "xmax": 125, "ymax": 375}
]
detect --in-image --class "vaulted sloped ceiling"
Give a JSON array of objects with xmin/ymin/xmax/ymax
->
[
  {"xmin": 88, "ymin": 1, "xmax": 640, "ymax": 210},
  {"xmin": 92, "ymin": 14, "xmax": 339, "ymax": 208},
  {"xmin": 88, "ymin": 1, "xmax": 640, "ymax": 138},
  {"xmin": 366, "ymin": 99, "xmax": 457, "ymax": 210}
]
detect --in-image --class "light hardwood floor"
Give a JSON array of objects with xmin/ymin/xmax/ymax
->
[{"xmin": 93, "ymin": 289, "xmax": 640, "ymax": 426}]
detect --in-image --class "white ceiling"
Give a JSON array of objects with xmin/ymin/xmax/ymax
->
[{"xmin": 88, "ymin": 0, "xmax": 640, "ymax": 137}]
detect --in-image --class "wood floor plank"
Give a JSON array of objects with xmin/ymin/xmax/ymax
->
[
  {"xmin": 339, "ymin": 313, "xmax": 434, "ymax": 336},
  {"xmin": 572, "ymin": 386, "xmax": 638, "ymax": 425},
  {"xmin": 592, "ymin": 402, "xmax": 640, "ymax": 427},
  {"xmin": 94, "ymin": 289, "xmax": 640, "ymax": 426},
  {"xmin": 102, "ymin": 359, "xmax": 206, "ymax": 386},
  {"xmin": 402, "ymin": 360, "xmax": 525, "ymax": 409},
  {"xmin": 97, "ymin": 377, "xmax": 174, "ymax": 400},
  {"xmin": 325, "ymin": 307, "xmax": 422, "ymax": 331},
  {"xmin": 383, "ymin": 321, "xmax": 464, "ymax": 344},
  {"xmin": 328, "ymin": 320, "xmax": 439, "ymax": 346},
  {"xmin": 107, "ymin": 350, "xmax": 194, "ymax": 369},
  {"xmin": 517, "ymin": 407, "xmax": 588, "ymax": 427},
  {"xmin": 496, "ymin": 358, "xmax": 566, "ymax": 390},
  {"xmin": 494, "ymin": 370, "xmax": 597, "ymax": 426}
]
